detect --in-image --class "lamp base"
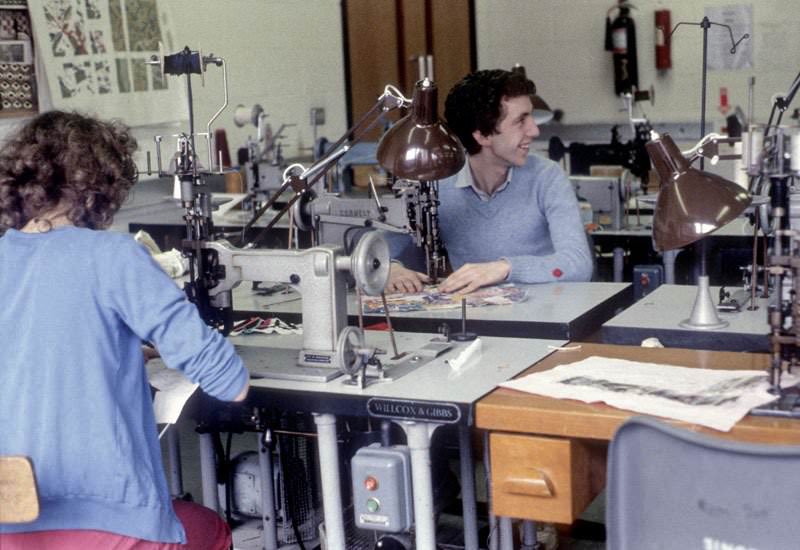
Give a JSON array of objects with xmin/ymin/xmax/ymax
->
[{"xmin": 678, "ymin": 275, "xmax": 729, "ymax": 330}]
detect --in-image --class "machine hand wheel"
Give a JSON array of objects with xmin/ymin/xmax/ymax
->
[{"xmin": 336, "ymin": 326, "xmax": 368, "ymax": 376}]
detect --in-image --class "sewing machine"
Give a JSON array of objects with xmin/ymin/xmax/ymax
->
[
  {"xmin": 149, "ymin": 47, "xmax": 479, "ymax": 550},
  {"xmin": 147, "ymin": 47, "xmax": 395, "ymax": 383},
  {"xmin": 232, "ymin": 103, "xmax": 297, "ymax": 208},
  {"xmin": 292, "ymin": 177, "xmax": 447, "ymax": 282},
  {"xmin": 570, "ymin": 175, "xmax": 624, "ymax": 229}
]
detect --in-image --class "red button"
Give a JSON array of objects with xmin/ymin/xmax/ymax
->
[{"xmin": 552, "ymin": 268, "xmax": 563, "ymax": 278}]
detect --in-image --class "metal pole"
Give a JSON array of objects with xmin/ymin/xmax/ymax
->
[
  {"xmin": 166, "ymin": 427, "xmax": 183, "ymax": 497},
  {"xmin": 313, "ymin": 413, "xmax": 346, "ymax": 550},
  {"xmin": 458, "ymin": 426, "xmax": 479, "ymax": 550},
  {"xmin": 499, "ymin": 516, "xmax": 514, "ymax": 550},
  {"xmin": 199, "ymin": 433, "xmax": 219, "ymax": 512},
  {"xmin": 484, "ymin": 431, "xmax": 499, "ymax": 550},
  {"xmin": 258, "ymin": 430, "xmax": 279, "ymax": 550},
  {"xmin": 401, "ymin": 421, "xmax": 438, "ymax": 550},
  {"xmin": 699, "ymin": 16, "xmax": 710, "ymax": 278}
]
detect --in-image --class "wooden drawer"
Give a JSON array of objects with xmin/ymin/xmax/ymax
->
[{"xmin": 490, "ymin": 432, "xmax": 595, "ymax": 524}]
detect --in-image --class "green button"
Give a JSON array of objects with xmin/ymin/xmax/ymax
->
[{"xmin": 366, "ymin": 498, "xmax": 380, "ymax": 513}]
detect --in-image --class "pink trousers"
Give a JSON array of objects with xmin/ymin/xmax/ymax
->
[{"xmin": 0, "ymin": 500, "xmax": 231, "ymax": 550}]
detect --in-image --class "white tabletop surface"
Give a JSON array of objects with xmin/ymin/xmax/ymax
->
[
  {"xmin": 602, "ymin": 284, "xmax": 769, "ymax": 351},
  {"xmin": 233, "ymin": 330, "xmax": 566, "ymax": 407}
]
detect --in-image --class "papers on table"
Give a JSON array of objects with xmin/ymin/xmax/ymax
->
[
  {"xmin": 149, "ymin": 367, "xmax": 198, "ymax": 436},
  {"xmin": 363, "ymin": 284, "xmax": 526, "ymax": 314},
  {"xmin": 500, "ymin": 356, "xmax": 796, "ymax": 432}
]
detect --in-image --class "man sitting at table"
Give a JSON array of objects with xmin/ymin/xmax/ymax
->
[{"xmin": 386, "ymin": 68, "xmax": 593, "ymax": 294}]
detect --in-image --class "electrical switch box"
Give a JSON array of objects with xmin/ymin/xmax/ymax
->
[
  {"xmin": 351, "ymin": 443, "xmax": 413, "ymax": 532},
  {"xmin": 633, "ymin": 264, "xmax": 664, "ymax": 300}
]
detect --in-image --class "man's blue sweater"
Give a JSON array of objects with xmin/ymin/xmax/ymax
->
[
  {"xmin": 435, "ymin": 153, "xmax": 593, "ymax": 282},
  {"xmin": 0, "ymin": 227, "xmax": 248, "ymax": 543}
]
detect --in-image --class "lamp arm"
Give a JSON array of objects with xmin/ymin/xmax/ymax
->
[
  {"xmin": 322, "ymin": 85, "xmax": 410, "ymax": 156},
  {"xmin": 682, "ymin": 133, "xmax": 741, "ymax": 165},
  {"xmin": 239, "ymin": 85, "xmax": 411, "ymax": 247},
  {"xmin": 774, "ymin": 70, "xmax": 800, "ymax": 113}
]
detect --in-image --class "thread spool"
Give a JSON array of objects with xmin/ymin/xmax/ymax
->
[
  {"xmin": 233, "ymin": 104, "xmax": 263, "ymax": 128},
  {"xmin": 213, "ymin": 128, "xmax": 231, "ymax": 169},
  {"xmin": 163, "ymin": 48, "xmax": 202, "ymax": 76}
]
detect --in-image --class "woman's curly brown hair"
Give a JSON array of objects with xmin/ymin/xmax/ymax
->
[{"xmin": 0, "ymin": 110, "xmax": 138, "ymax": 230}]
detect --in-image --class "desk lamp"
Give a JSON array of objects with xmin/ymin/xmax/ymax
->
[
  {"xmin": 377, "ymin": 78, "xmax": 466, "ymax": 280},
  {"xmin": 243, "ymin": 79, "xmax": 463, "ymax": 258},
  {"xmin": 649, "ymin": 17, "xmax": 749, "ymax": 329},
  {"xmin": 647, "ymin": 132, "xmax": 751, "ymax": 329},
  {"xmin": 376, "ymin": 78, "xmax": 465, "ymax": 181}
]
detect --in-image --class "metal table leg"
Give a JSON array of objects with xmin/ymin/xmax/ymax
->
[
  {"xmin": 257, "ymin": 430, "xmax": 279, "ymax": 550},
  {"xmin": 166, "ymin": 426, "xmax": 184, "ymax": 497},
  {"xmin": 499, "ymin": 516, "xmax": 514, "ymax": 550},
  {"xmin": 521, "ymin": 520, "xmax": 540, "ymax": 550},
  {"xmin": 199, "ymin": 432, "xmax": 219, "ymax": 512},
  {"xmin": 484, "ymin": 431, "xmax": 499, "ymax": 550},
  {"xmin": 398, "ymin": 420, "xmax": 439, "ymax": 550},
  {"xmin": 314, "ymin": 413, "xmax": 346, "ymax": 550},
  {"xmin": 613, "ymin": 246, "xmax": 625, "ymax": 282},
  {"xmin": 663, "ymin": 249, "xmax": 681, "ymax": 284},
  {"xmin": 458, "ymin": 425, "xmax": 479, "ymax": 550}
]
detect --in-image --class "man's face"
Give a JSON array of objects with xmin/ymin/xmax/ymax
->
[{"xmin": 477, "ymin": 95, "xmax": 540, "ymax": 167}]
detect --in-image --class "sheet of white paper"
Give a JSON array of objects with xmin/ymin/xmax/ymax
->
[
  {"xmin": 500, "ymin": 356, "xmax": 795, "ymax": 432},
  {"xmin": 149, "ymin": 367, "xmax": 199, "ymax": 425}
]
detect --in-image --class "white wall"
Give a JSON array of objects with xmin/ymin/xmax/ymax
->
[
  {"xmin": 476, "ymin": 0, "xmax": 800, "ymax": 133},
  {"xmin": 155, "ymin": 0, "xmax": 348, "ymax": 162},
  {"xmin": 18, "ymin": 1, "xmax": 800, "ymax": 159}
]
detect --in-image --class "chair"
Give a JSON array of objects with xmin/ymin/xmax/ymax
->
[
  {"xmin": 606, "ymin": 416, "xmax": 800, "ymax": 550},
  {"xmin": 0, "ymin": 456, "xmax": 39, "ymax": 523}
]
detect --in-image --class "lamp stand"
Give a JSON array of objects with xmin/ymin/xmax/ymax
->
[
  {"xmin": 679, "ymin": 275, "xmax": 728, "ymax": 330},
  {"xmin": 666, "ymin": 16, "xmax": 747, "ymax": 331}
]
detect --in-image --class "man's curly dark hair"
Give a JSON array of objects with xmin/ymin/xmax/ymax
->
[
  {"xmin": 444, "ymin": 69, "xmax": 537, "ymax": 155},
  {"xmin": 0, "ymin": 110, "xmax": 138, "ymax": 230}
]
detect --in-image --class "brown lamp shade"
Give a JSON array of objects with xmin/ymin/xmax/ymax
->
[
  {"xmin": 647, "ymin": 133, "xmax": 751, "ymax": 251},
  {"xmin": 531, "ymin": 94, "xmax": 554, "ymax": 125},
  {"xmin": 376, "ymin": 79, "xmax": 465, "ymax": 181}
]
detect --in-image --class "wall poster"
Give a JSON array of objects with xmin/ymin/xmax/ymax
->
[{"xmin": 29, "ymin": 0, "xmax": 185, "ymax": 126}]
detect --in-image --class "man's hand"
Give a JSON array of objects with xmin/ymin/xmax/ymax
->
[
  {"xmin": 438, "ymin": 260, "xmax": 510, "ymax": 294},
  {"xmin": 385, "ymin": 263, "xmax": 430, "ymax": 293}
]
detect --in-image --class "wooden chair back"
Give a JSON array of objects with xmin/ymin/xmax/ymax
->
[{"xmin": 0, "ymin": 456, "xmax": 39, "ymax": 523}]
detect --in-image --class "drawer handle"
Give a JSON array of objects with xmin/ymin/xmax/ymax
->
[{"xmin": 502, "ymin": 471, "xmax": 554, "ymax": 497}]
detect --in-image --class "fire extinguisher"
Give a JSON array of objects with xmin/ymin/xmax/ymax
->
[
  {"xmin": 605, "ymin": 1, "xmax": 639, "ymax": 96},
  {"xmin": 654, "ymin": 9, "xmax": 672, "ymax": 70}
]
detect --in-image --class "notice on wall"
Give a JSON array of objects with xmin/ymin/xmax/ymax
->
[
  {"xmin": 705, "ymin": 4, "xmax": 753, "ymax": 70},
  {"xmin": 29, "ymin": 0, "xmax": 185, "ymax": 126}
]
